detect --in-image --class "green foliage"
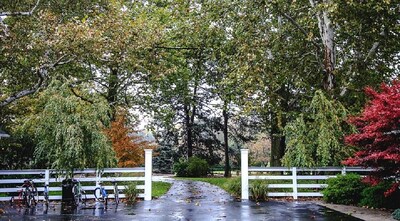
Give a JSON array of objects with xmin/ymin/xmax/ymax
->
[
  {"xmin": 153, "ymin": 144, "xmax": 174, "ymax": 174},
  {"xmin": 283, "ymin": 90, "xmax": 354, "ymax": 167},
  {"xmin": 322, "ymin": 174, "xmax": 367, "ymax": 205},
  {"xmin": 25, "ymin": 78, "xmax": 116, "ymax": 174},
  {"xmin": 250, "ymin": 180, "xmax": 269, "ymax": 202},
  {"xmin": 124, "ymin": 182, "xmax": 138, "ymax": 204},
  {"xmin": 360, "ymin": 181, "xmax": 400, "ymax": 209},
  {"xmin": 173, "ymin": 157, "xmax": 209, "ymax": 177},
  {"xmin": 393, "ymin": 209, "xmax": 400, "ymax": 220},
  {"xmin": 173, "ymin": 159, "xmax": 189, "ymax": 177},
  {"xmin": 187, "ymin": 157, "xmax": 209, "ymax": 177},
  {"xmin": 2, "ymin": 0, "xmax": 399, "ymax": 171},
  {"xmin": 225, "ymin": 177, "xmax": 241, "ymax": 197}
]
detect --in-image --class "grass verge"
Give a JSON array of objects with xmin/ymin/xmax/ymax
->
[{"xmin": 152, "ymin": 181, "xmax": 172, "ymax": 198}]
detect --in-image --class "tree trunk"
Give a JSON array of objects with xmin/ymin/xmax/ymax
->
[
  {"xmin": 184, "ymin": 104, "xmax": 193, "ymax": 158},
  {"xmin": 223, "ymin": 108, "xmax": 230, "ymax": 177},
  {"xmin": 310, "ymin": 0, "xmax": 336, "ymax": 91},
  {"xmin": 270, "ymin": 113, "xmax": 286, "ymax": 167},
  {"xmin": 107, "ymin": 67, "xmax": 119, "ymax": 120}
]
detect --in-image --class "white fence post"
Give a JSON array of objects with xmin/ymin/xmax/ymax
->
[
  {"xmin": 96, "ymin": 170, "xmax": 101, "ymax": 187},
  {"xmin": 342, "ymin": 166, "xmax": 347, "ymax": 175},
  {"xmin": 144, "ymin": 149, "xmax": 153, "ymax": 201},
  {"xmin": 45, "ymin": 169, "xmax": 50, "ymax": 185},
  {"xmin": 241, "ymin": 149, "xmax": 249, "ymax": 200},
  {"xmin": 292, "ymin": 167, "xmax": 298, "ymax": 200}
]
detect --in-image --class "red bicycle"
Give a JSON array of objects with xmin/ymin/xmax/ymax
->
[{"xmin": 10, "ymin": 180, "xmax": 38, "ymax": 207}]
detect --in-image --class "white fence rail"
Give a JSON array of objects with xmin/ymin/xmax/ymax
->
[
  {"xmin": 240, "ymin": 149, "xmax": 373, "ymax": 200},
  {"xmin": 0, "ymin": 149, "xmax": 153, "ymax": 202}
]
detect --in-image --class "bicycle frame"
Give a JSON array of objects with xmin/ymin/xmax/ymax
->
[
  {"xmin": 72, "ymin": 179, "xmax": 86, "ymax": 206},
  {"xmin": 111, "ymin": 180, "xmax": 119, "ymax": 205},
  {"xmin": 43, "ymin": 184, "xmax": 49, "ymax": 205},
  {"xmin": 94, "ymin": 182, "xmax": 108, "ymax": 206}
]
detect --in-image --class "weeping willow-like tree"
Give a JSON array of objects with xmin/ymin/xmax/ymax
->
[
  {"xmin": 25, "ymin": 77, "xmax": 116, "ymax": 175},
  {"xmin": 282, "ymin": 90, "xmax": 354, "ymax": 167}
]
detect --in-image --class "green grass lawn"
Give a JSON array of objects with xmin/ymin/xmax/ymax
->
[{"xmin": 152, "ymin": 181, "xmax": 172, "ymax": 198}]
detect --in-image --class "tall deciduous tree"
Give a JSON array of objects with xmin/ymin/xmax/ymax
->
[
  {"xmin": 105, "ymin": 110, "xmax": 156, "ymax": 167},
  {"xmin": 24, "ymin": 77, "xmax": 116, "ymax": 174},
  {"xmin": 282, "ymin": 90, "xmax": 353, "ymax": 167},
  {"xmin": 343, "ymin": 81, "xmax": 400, "ymax": 196}
]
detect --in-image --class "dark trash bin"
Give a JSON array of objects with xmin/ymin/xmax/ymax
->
[{"xmin": 61, "ymin": 179, "xmax": 75, "ymax": 203}]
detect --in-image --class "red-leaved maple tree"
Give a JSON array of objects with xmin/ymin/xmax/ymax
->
[
  {"xmin": 343, "ymin": 81, "xmax": 400, "ymax": 196},
  {"xmin": 105, "ymin": 112, "xmax": 156, "ymax": 167}
]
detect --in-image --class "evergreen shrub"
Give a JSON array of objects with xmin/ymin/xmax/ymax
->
[
  {"xmin": 322, "ymin": 173, "xmax": 367, "ymax": 205},
  {"xmin": 173, "ymin": 157, "xmax": 209, "ymax": 177},
  {"xmin": 173, "ymin": 159, "xmax": 189, "ymax": 177},
  {"xmin": 187, "ymin": 157, "xmax": 209, "ymax": 177},
  {"xmin": 360, "ymin": 181, "xmax": 400, "ymax": 209}
]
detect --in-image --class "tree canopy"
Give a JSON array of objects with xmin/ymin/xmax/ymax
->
[
  {"xmin": 25, "ymin": 77, "xmax": 115, "ymax": 173},
  {"xmin": 0, "ymin": 0, "xmax": 399, "ymax": 172}
]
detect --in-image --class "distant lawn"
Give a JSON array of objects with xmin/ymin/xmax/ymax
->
[{"xmin": 152, "ymin": 181, "xmax": 172, "ymax": 198}]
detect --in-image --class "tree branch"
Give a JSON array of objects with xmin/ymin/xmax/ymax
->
[
  {"xmin": 0, "ymin": 68, "xmax": 45, "ymax": 107},
  {"xmin": 0, "ymin": 0, "xmax": 40, "ymax": 16},
  {"xmin": 69, "ymin": 86, "xmax": 94, "ymax": 104},
  {"xmin": 0, "ymin": 55, "xmax": 73, "ymax": 108},
  {"xmin": 273, "ymin": 4, "xmax": 321, "ymax": 51},
  {"xmin": 364, "ymin": 30, "xmax": 385, "ymax": 63}
]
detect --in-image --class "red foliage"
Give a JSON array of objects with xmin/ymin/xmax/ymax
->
[
  {"xmin": 105, "ymin": 112, "xmax": 156, "ymax": 167},
  {"xmin": 343, "ymin": 81, "xmax": 400, "ymax": 196}
]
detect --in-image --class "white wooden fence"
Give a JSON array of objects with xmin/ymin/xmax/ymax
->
[
  {"xmin": 240, "ymin": 149, "xmax": 373, "ymax": 200},
  {"xmin": 0, "ymin": 149, "xmax": 153, "ymax": 202}
]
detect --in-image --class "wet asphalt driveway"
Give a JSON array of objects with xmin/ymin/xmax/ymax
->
[{"xmin": 0, "ymin": 180, "xmax": 361, "ymax": 221}]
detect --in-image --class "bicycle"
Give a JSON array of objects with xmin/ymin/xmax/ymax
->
[
  {"xmin": 40, "ymin": 172, "xmax": 50, "ymax": 205},
  {"xmin": 71, "ymin": 179, "xmax": 86, "ymax": 206},
  {"xmin": 111, "ymin": 180, "xmax": 120, "ymax": 205},
  {"xmin": 94, "ymin": 182, "xmax": 108, "ymax": 206},
  {"xmin": 43, "ymin": 184, "xmax": 49, "ymax": 205},
  {"xmin": 12, "ymin": 179, "xmax": 38, "ymax": 208}
]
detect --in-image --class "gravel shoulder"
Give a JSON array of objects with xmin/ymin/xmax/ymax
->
[{"xmin": 315, "ymin": 201, "xmax": 396, "ymax": 221}]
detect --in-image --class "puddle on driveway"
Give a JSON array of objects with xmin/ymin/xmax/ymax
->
[{"xmin": 0, "ymin": 180, "xmax": 362, "ymax": 220}]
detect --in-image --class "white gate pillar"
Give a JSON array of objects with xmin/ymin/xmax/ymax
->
[
  {"xmin": 241, "ymin": 149, "xmax": 249, "ymax": 200},
  {"xmin": 44, "ymin": 169, "xmax": 50, "ymax": 186},
  {"xmin": 292, "ymin": 167, "xmax": 298, "ymax": 200},
  {"xmin": 144, "ymin": 149, "xmax": 153, "ymax": 201}
]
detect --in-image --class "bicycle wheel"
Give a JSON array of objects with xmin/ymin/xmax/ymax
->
[
  {"xmin": 29, "ymin": 194, "xmax": 35, "ymax": 207},
  {"xmin": 80, "ymin": 190, "xmax": 87, "ymax": 205},
  {"xmin": 43, "ymin": 187, "xmax": 49, "ymax": 205},
  {"xmin": 32, "ymin": 186, "xmax": 38, "ymax": 204},
  {"xmin": 94, "ymin": 187, "xmax": 102, "ymax": 200},
  {"xmin": 72, "ymin": 185, "xmax": 80, "ymax": 206},
  {"xmin": 25, "ymin": 192, "xmax": 33, "ymax": 208},
  {"xmin": 114, "ymin": 186, "xmax": 119, "ymax": 205}
]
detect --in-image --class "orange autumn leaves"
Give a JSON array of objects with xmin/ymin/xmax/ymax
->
[{"xmin": 105, "ymin": 113, "xmax": 156, "ymax": 167}]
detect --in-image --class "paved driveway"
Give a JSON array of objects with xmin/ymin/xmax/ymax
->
[{"xmin": 0, "ymin": 180, "xmax": 361, "ymax": 221}]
